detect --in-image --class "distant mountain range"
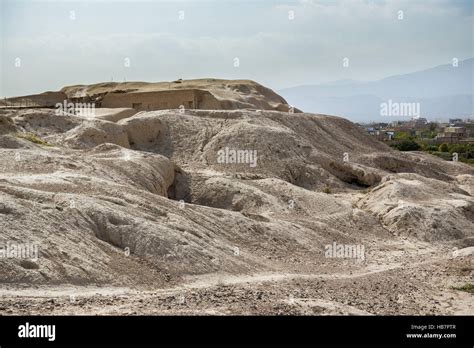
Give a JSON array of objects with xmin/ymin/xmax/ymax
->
[{"xmin": 278, "ymin": 58, "xmax": 473, "ymax": 123}]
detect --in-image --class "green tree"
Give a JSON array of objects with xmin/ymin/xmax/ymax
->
[
  {"xmin": 428, "ymin": 122, "xmax": 437, "ymax": 132},
  {"xmin": 394, "ymin": 131, "xmax": 410, "ymax": 140},
  {"xmin": 392, "ymin": 139, "xmax": 421, "ymax": 151},
  {"xmin": 439, "ymin": 143, "xmax": 449, "ymax": 152}
]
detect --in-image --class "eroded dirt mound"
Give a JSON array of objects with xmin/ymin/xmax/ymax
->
[
  {"xmin": 0, "ymin": 107, "xmax": 473, "ymax": 316},
  {"xmin": 356, "ymin": 173, "xmax": 474, "ymax": 242}
]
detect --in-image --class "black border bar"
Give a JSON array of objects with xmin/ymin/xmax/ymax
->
[{"xmin": 0, "ymin": 315, "xmax": 472, "ymax": 346}]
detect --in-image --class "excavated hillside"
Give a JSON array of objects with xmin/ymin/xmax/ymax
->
[{"xmin": 0, "ymin": 88, "xmax": 472, "ymax": 315}]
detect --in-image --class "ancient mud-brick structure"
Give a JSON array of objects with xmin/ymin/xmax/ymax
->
[
  {"xmin": 101, "ymin": 89, "xmax": 220, "ymax": 111},
  {"xmin": 2, "ymin": 79, "xmax": 298, "ymax": 112}
]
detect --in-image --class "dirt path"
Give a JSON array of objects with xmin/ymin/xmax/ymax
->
[
  {"xmin": 0, "ymin": 262, "xmax": 403, "ymax": 299},
  {"xmin": 0, "ymin": 248, "xmax": 470, "ymax": 315}
]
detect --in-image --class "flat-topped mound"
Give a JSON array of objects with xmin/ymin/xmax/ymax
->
[
  {"xmin": 2, "ymin": 79, "xmax": 298, "ymax": 112},
  {"xmin": 59, "ymin": 78, "xmax": 297, "ymax": 112}
]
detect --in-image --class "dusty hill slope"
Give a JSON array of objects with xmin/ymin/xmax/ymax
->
[{"xmin": 0, "ymin": 106, "xmax": 472, "ymax": 314}]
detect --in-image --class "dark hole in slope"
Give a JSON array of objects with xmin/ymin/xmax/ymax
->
[{"xmin": 325, "ymin": 161, "xmax": 382, "ymax": 188}]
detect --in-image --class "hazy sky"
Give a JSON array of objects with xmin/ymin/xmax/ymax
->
[{"xmin": 1, "ymin": 0, "xmax": 473, "ymax": 97}]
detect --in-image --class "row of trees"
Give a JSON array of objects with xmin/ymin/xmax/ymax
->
[{"xmin": 389, "ymin": 131, "xmax": 474, "ymax": 164}]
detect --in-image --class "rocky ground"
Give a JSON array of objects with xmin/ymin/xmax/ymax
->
[
  {"xmin": 0, "ymin": 106, "xmax": 472, "ymax": 315},
  {"xmin": 0, "ymin": 246, "xmax": 472, "ymax": 315}
]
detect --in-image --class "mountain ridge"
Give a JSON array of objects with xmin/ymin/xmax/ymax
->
[{"xmin": 279, "ymin": 58, "xmax": 474, "ymax": 122}]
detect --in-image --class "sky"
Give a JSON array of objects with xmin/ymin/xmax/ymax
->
[{"xmin": 0, "ymin": 0, "xmax": 473, "ymax": 97}]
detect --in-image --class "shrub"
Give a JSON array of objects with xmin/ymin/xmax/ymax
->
[
  {"xmin": 391, "ymin": 139, "xmax": 421, "ymax": 151},
  {"xmin": 15, "ymin": 132, "xmax": 50, "ymax": 146},
  {"xmin": 439, "ymin": 143, "xmax": 449, "ymax": 152},
  {"xmin": 448, "ymin": 144, "xmax": 463, "ymax": 154},
  {"xmin": 426, "ymin": 145, "xmax": 438, "ymax": 152},
  {"xmin": 452, "ymin": 283, "xmax": 474, "ymax": 294},
  {"xmin": 394, "ymin": 131, "xmax": 411, "ymax": 141},
  {"xmin": 430, "ymin": 151, "xmax": 452, "ymax": 161}
]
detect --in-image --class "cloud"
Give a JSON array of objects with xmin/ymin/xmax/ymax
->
[{"xmin": 1, "ymin": 0, "xmax": 472, "ymax": 96}]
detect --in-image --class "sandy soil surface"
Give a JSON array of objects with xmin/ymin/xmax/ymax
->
[{"xmin": 1, "ymin": 247, "xmax": 471, "ymax": 315}]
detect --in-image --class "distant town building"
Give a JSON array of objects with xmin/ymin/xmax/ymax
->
[
  {"xmin": 411, "ymin": 117, "xmax": 428, "ymax": 129},
  {"xmin": 435, "ymin": 126, "xmax": 466, "ymax": 144},
  {"xmin": 449, "ymin": 118, "xmax": 464, "ymax": 126},
  {"xmin": 370, "ymin": 130, "xmax": 395, "ymax": 141}
]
